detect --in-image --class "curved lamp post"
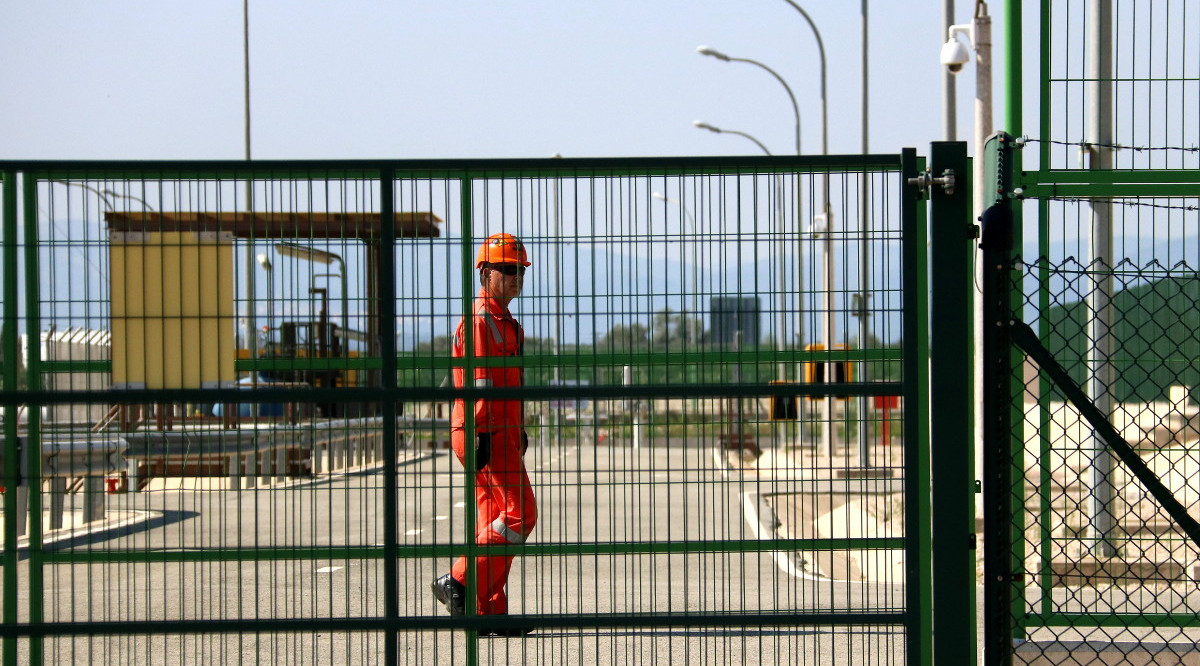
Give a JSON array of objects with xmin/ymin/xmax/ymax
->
[
  {"xmin": 256, "ymin": 253, "xmax": 274, "ymax": 350},
  {"xmin": 696, "ymin": 47, "xmax": 801, "ymax": 155},
  {"xmin": 692, "ymin": 120, "xmax": 773, "ymax": 156},
  {"xmin": 775, "ymin": 1, "xmax": 827, "ymax": 159},
  {"xmin": 691, "ymin": 120, "xmax": 794, "ymax": 383},
  {"xmin": 651, "ymin": 191, "xmax": 698, "ymax": 335},
  {"xmin": 275, "ymin": 242, "xmax": 347, "ymax": 354}
]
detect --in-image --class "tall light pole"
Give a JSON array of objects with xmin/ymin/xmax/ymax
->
[
  {"xmin": 651, "ymin": 190, "xmax": 699, "ymax": 331},
  {"xmin": 693, "ymin": 120, "xmax": 774, "ymax": 155},
  {"xmin": 691, "ymin": 51, "xmax": 804, "ymax": 363},
  {"xmin": 275, "ymin": 242, "xmax": 348, "ymax": 353},
  {"xmin": 256, "ymin": 253, "xmax": 274, "ymax": 354},
  {"xmin": 771, "ymin": 1, "xmax": 834, "ymax": 456},
  {"xmin": 696, "ymin": 47, "xmax": 801, "ymax": 155},
  {"xmin": 691, "ymin": 121, "xmax": 793, "ymax": 382},
  {"xmin": 776, "ymin": 1, "xmax": 828, "ymax": 159},
  {"xmin": 857, "ymin": 0, "xmax": 872, "ymax": 465},
  {"xmin": 242, "ymin": 0, "xmax": 258, "ymax": 371}
]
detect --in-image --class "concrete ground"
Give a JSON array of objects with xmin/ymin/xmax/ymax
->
[{"xmin": 6, "ymin": 438, "xmax": 912, "ymax": 665}]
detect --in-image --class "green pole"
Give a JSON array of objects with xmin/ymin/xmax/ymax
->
[
  {"xmin": 459, "ymin": 177, "xmax": 480, "ymax": 662},
  {"xmin": 900, "ymin": 148, "xmax": 933, "ymax": 666},
  {"xmin": 1, "ymin": 171, "xmax": 18, "ymax": 666},
  {"xmin": 22, "ymin": 175, "xmax": 43, "ymax": 666},
  {"xmin": 928, "ymin": 141, "xmax": 977, "ymax": 665},
  {"xmin": 980, "ymin": 133, "xmax": 1017, "ymax": 666},
  {"xmin": 380, "ymin": 169, "xmax": 399, "ymax": 666}
]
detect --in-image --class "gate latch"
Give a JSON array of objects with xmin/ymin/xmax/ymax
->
[{"xmin": 907, "ymin": 168, "xmax": 956, "ymax": 197}]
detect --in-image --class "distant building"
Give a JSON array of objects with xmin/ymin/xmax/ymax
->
[{"xmin": 710, "ymin": 296, "xmax": 760, "ymax": 347}]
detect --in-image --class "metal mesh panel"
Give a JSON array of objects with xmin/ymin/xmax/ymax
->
[
  {"xmin": 995, "ymin": 0, "xmax": 1200, "ymax": 660},
  {"xmin": 1, "ymin": 157, "xmax": 919, "ymax": 665},
  {"xmin": 1039, "ymin": 0, "xmax": 1200, "ymax": 171}
]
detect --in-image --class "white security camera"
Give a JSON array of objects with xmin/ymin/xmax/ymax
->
[
  {"xmin": 940, "ymin": 24, "xmax": 973, "ymax": 74},
  {"xmin": 940, "ymin": 38, "xmax": 970, "ymax": 73}
]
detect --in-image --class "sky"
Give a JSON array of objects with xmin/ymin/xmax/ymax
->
[
  {"xmin": 2, "ymin": 1, "xmax": 1013, "ymax": 351},
  {"xmin": 0, "ymin": 1, "xmax": 1001, "ymax": 162}
]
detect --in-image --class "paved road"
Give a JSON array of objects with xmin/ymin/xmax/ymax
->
[{"xmin": 11, "ymin": 440, "xmax": 909, "ymax": 665}]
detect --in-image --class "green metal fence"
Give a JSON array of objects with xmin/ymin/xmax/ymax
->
[
  {"xmin": 984, "ymin": 1, "xmax": 1200, "ymax": 662},
  {"xmin": 0, "ymin": 154, "xmax": 951, "ymax": 665}
]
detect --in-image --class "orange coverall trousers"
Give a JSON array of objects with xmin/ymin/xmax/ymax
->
[{"xmin": 450, "ymin": 426, "xmax": 537, "ymax": 615}]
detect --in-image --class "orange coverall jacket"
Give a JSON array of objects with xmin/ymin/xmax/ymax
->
[{"xmin": 450, "ymin": 289, "xmax": 525, "ymax": 432}]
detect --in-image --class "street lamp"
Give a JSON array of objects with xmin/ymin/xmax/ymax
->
[
  {"xmin": 256, "ymin": 253, "xmax": 274, "ymax": 350},
  {"xmin": 770, "ymin": 1, "xmax": 835, "ymax": 457},
  {"xmin": 651, "ymin": 191, "xmax": 698, "ymax": 334},
  {"xmin": 104, "ymin": 191, "xmax": 157, "ymax": 212},
  {"xmin": 51, "ymin": 181, "xmax": 158, "ymax": 214},
  {"xmin": 775, "ymin": 1, "xmax": 828, "ymax": 159},
  {"xmin": 696, "ymin": 47, "xmax": 801, "ymax": 155},
  {"xmin": 690, "ymin": 121, "xmax": 794, "ymax": 377},
  {"xmin": 275, "ymin": 242, "xmax": 347, "ymax": 353},
  {"xmin": 692, "ymin": 120, "xmax": 773, "ymax": 156}
]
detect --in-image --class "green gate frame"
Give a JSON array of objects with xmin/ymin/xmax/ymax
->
[{"xmin": 0, "ymin": 152, "xmax": 975, "ymax": 665}]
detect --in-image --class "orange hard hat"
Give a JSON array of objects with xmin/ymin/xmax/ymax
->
[{"xmin": 475, "ymin": 232, "xmax": 531, "ymax": 268}]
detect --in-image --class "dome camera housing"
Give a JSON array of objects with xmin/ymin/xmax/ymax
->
[{"xmin": 940, "ymin": 38, "xmax": 970, "ymax": 74}]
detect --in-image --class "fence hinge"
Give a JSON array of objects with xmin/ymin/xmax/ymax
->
[
  {"xmin": 907, "ymin": 168, "xmax": 956, "ymax": 198},
  {"xmin": 968, "ymin": 533, "xmax": 977, "ymax": 550}
]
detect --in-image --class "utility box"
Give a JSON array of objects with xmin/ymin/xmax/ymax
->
[
  {"xmin": 768, "ymin": 380, "xmax": 799, "ymax": 421},
  {"xmin": 801, "ymin": 343, "xmax": 853, "ymax": 400},
  {"xmin": 109, "ymin": 231, "xmax": 235, "ymax": 389}
]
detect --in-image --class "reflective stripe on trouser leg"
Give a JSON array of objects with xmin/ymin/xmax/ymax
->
[{"xmin": 491, "ymin": 516, "xmax": 525, "ymax": 544}]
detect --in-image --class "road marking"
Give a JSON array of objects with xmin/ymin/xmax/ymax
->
[
  {"xmin": 315, "ymin": 566, "xmax": 343, "ymax": 574},
  {"xmin": 454, "ymin": 501, "xmax": 466, "ymax": 508},
  {"xmin": 435, "ymin": 515, "xmax": 449, "ymax": 521},
  {"xmin": 405, "ymin": 529, "xmax": 422, "ymax": 536}
]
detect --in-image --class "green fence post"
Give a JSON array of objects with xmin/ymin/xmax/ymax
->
[
  {"xmin": 980, "ymin": 133, "xmax": 1017, "ymax": 666},
  {"xmin": 21, "ymin": 173, "xmax": 44, "ymax": 666},
  {"xmin": 1, "ymin": 170, "xmax": 17, "ymax": 666},
  {"xmin": 381, "ymin": 168, "xmax": 400, "ymax": 666},
  {"xmin": 927, "ymin": 141, "xmax": 977, "ymax": 665},
  {"xmin": 458, "ymin": 175, "xmax": 480, "ymax": 663},
  {"xmin": 901, "ymin": 148, "xmax": 933, "ymax": 666}
]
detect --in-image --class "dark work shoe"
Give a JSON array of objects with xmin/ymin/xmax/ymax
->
[
  {"xmin": 485, "ymin": 626, "xmax": 535, "ymax": 637},
  {"xmin": 480, "ymin": 615, "xmax": 534, "ymax": 637},
  {"xmin": 431, "ymin": 574, "xmax": 465, "ymax": 616}
]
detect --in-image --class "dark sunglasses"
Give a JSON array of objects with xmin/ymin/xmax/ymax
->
[{"xmin": 491, "ymin": 264, "xmax": 526, "ymax": 277}]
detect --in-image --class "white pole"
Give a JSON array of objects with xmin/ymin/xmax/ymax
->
[
  {"xmin": 856, "ymin": 0, "xmax": 871, "ymax": 466},
  {"xmin": 1085, "ymin": 0, "xmax": 1117, "ymax": 558},
  {"xmin": 243, "ymin": 0, "xmax": 258, "ymax": 411},
  {"xmin": 972, "ymin": 1, "xmax": 993, "ymax": 502},
  {"xmin": 943, "ymin": 0, "xmax": 958, "ymax": 140},
  {"xmin": 625, "ymin": 366, "xmax": 642, "ymax": 449}
]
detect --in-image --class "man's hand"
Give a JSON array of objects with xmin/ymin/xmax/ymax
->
[{"xmin": 474, "ymin": 432, "xmax": 492, "ymax": 470}]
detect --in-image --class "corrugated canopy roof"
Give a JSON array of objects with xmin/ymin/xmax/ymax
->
[{"xmin": 104, "ymin": 211, "xmax": 441, "ymax": 239}]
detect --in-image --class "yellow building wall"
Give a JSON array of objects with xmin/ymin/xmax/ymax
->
[{"xmin": 110, "ymin": 231, "xmax": 235, "ymax": 389}]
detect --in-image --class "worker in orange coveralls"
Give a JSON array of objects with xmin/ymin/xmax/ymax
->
[{"xmin": 432, "ymin": 232, "xmax": 537, "ymax": 636}]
